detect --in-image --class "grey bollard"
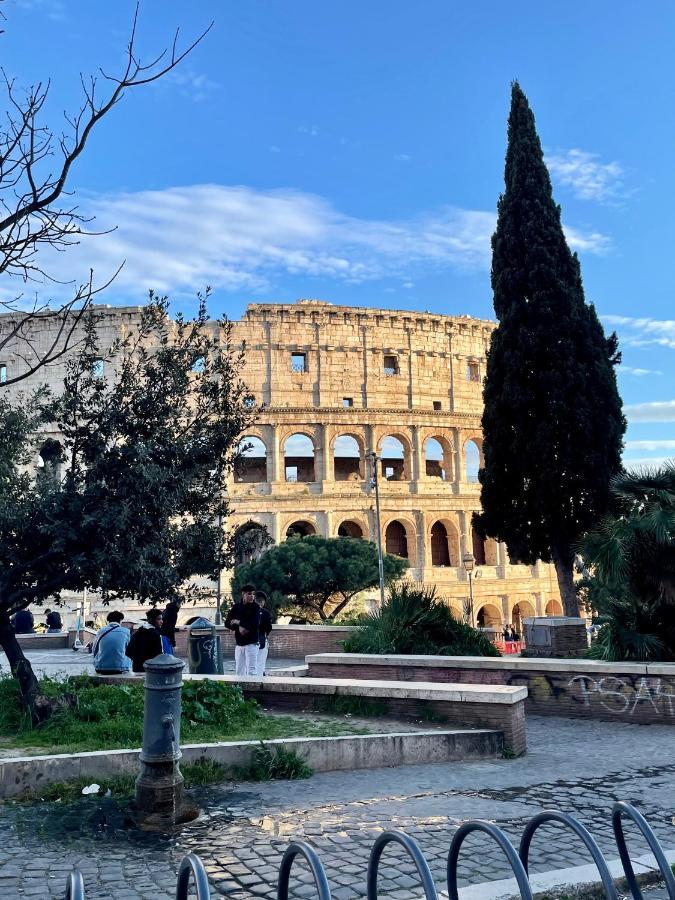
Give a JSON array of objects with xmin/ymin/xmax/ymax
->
[{"xmin": 134, "ymin": 652, "xmax": 197, "ymax": 827}]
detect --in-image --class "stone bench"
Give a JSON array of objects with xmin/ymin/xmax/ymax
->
[{"xmin": 94, "ymin": 672, "xmax": 528, "ymax": 756}]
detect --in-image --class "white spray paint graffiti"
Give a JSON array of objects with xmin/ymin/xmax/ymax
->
[{"xmin": 568, "ymin": 675, "xmax": 675, "ymax": 717}]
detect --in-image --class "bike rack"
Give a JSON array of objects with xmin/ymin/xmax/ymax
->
[
  {"xmin": 60, "ymin": 800, "xmax": 673, "ymax": 899},
  {"xmin": 367, "ymin": 830, "xmax": 438, "ymax": 900},
  {"xmin": 175, "ymin": 853, "xmax": 211, "ymax": 900}
]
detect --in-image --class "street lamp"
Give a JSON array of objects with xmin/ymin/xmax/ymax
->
[
  {"xmin": 463, "ymin": 551, "xmax": 476, "ymax": 628},
  {"xmin": 215, "ymin": 510, "xmax": 223, "ymax": 626},
  {"xmin": 366, "ymin": 450, "xmax": 386, "ymax": 608}
]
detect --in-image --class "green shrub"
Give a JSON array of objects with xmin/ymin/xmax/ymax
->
[
  {"xmin": 314, "ymin": 695, "xmax": 389, "ymax": 717},
  {"xmin": 237, "ymin": 743, "xmax": 313, "ymax": 781},
  {"xmin": 342, "ymin": 584, "xmax": 500, "ymax": 657}
]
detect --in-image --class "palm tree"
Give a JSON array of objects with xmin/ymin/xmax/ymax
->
[{"xmin": 581, "ymin": 462, "xmax": 675, "ymax": 661}]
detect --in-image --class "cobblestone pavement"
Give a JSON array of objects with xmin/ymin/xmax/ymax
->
[
  {"xmin": 0, "ymin": 649, "xmax": 302, "ymax": 679},
  {"xmin": 1, "ymin": 716, "xmax": 674, "ymax": 899}
]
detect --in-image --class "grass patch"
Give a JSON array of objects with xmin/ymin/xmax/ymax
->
[
  {"xmin": 0, "ymin": 675, "xmax": 374, "ymax": 754},
  {"xmin": 313, "ymin": 695, "xmax": 389, "ymax": 717},
  {"xmin": 236, "ymin": 744, "xmax": 312, "ymax": 782}
]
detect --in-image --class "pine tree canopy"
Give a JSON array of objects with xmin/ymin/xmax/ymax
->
[{"xmin": 475, "ymin": 83, "xmax": 625, "ymax": 600}]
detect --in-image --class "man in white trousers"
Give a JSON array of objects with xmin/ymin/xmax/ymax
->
[
  {"xmin": 225, "ymin": 583, "xmax": 260, "ymax": 676},
  {"xmin": 255, "ymin": 590, "xmax": 273, "ymax": 675}
]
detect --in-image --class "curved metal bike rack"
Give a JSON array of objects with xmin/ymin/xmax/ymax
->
[
  {"xmin": 64, "ymin": 869, "xmax": 85, "ymax": 900},
  {"xmin": 612, "ymin": 800, "xmax": 675, "ymax": 900},
  {"xmin": 175, "ymin": 852, "xmax": 211, "ymax": 900},
  {"xmin": 519, "ymin": 810, "xmax": 618, "ymax": 900},
  {"xmin": 277, "ymin": 840, "xmax": 332, "ymax": 900},
  {"xmin": 447, "ymin": 820, "xmax": 533, "ymax": 900},
  {"xmin": 367, "ymin": 830, "xmax": 438, "ymax": 900}
]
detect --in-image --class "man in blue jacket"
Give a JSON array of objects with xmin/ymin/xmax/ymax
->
[{"xmin": 93, "ymin": 611, "xmax": 131, "ymax": 675}]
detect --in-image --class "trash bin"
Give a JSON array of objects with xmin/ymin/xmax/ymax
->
[{"xmin": 187, "ymin": 617, "xmax": 223, "ymax": 674}]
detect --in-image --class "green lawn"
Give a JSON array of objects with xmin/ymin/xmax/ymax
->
[{"xmin": 0, "ymin": 674, "xmax": 373, "ymax": 755}]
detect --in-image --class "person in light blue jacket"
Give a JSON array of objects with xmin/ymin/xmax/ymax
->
[{"xmin": 93, "ymin": 611, "xmax": 131, "ymax": 674}]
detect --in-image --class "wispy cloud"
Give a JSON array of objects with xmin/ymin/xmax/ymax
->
[
  {"xmin": 546, "ymin": 148, "xmax": 625, "ymax": 204},
  {"xmin": 13, "ymin": 0, "xmax": 65, "ymax": 21},
  {"xmin": 394, "ymin": 153, "xmax": 411, "ymax": 162},
  {"xmin": 160, "ymin": 69, "xmax": 219, "ymax": 103},
  {"xmin": 299, "ymin": 125, "xmax": 319, "ymax": 136},
  {"xmin": 626, "ymin": 440, "xmax": 675, "ymax": 451},
  {"xmin": 603, "ymin": 315, "xmax": 675, "ymax": 350},
  {"xmin": 625, "ymin": 400, "xmax": 675, "ymax": 423},
  {"xmin": 4, "ymin": 184, "xmax": 611, "ymax": 302},
  {"xmin": 619, "ymin": 366, "xmax": 663, "ymax": 377},
  {"xmin": 623, "ymin": 455, "xmax": 675, "ymax": 470}
]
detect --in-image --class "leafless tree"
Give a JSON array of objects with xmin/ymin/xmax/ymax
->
[{"xmin": 0, "ymin": 3, "xmax": 211, "ymax": 387}]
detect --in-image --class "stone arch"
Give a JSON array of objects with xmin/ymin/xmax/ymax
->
[
  {"xmin": 38, "ymin": 437, "xmax": 64, "ymax": 483},
  {"xmin": 424, "ymin": 435, "xmax": 452, "ymax": 480},
  {"xmin": 285, "ymin": 519, "xmax": 317, "ymax": 539},
  {"xmin": 234, "ymin": 435, "xmax": 268, "ymax": 483},
  {"xmin": 233, "ymin": 520, "xmax": 272, "ymax": 567},
  {"xmin": 332, "ymin": 433, "xmax": 364, "ymax": 482},
  {"xmin": 476, "ymin": 603, "xmax": 502, "ymax": 630},
  {"xmin": 283, "ymin": 432, "xmax": 316, "ymax": 483},
  {"xmin": 471, "ymin": 531, "xmax": 498, "ymax": 566},
  {"xmin": 377, "ymin": 433, "xmax": 411, "ymax": 481},
  {"xmin": 545, "ymin": 598, "xmax": 563, "ymax": 616},
  {"xmin": 511, "ymin": 599, "xmax": 536, "ymax": 635},
  {"xmin": 337, "ymin": 519, "xmax": 364, "ymax": 539},
  {"xmin": 464, "ymin": 437, "xmax": 483, "ymax": 483},
  {"xmin": 384, "ymin": 516, "xmax": 416, "ymax": 564},
  {"xmin": 429, "ymin": 518, "xmax": 460, "ymax": 567}
]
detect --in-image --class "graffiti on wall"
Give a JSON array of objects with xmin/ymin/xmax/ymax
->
[{"xmin": 506, "ymin": 671, "xmax": 675, "ymax": 718}]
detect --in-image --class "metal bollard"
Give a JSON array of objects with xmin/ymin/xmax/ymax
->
[{"xmin": 134, "ymin": 652, "xmax": 197, "ymax": 828}]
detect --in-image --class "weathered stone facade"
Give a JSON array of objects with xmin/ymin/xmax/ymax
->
[{"xmin": 0, "ymin": 298, "xmax": 562, "ymax": 628}]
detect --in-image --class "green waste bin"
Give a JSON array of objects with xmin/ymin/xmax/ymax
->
[{"xmin": 187, "ymin": 617, "xmax": 223, "ymax": 674}]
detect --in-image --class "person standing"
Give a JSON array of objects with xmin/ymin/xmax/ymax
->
[
  {"xmin": 255, "ymin": 591, "xmax": 272, "ymax": 676},
  {"xmin": 225, "ymin": 584, "xmax": 260, "ymax": 676},
  {"xmin": 44, "ymin": 608, "xmax": 63, "ymax": 633},
  {"xmin": 93, "ymin": 611, "xmax": 131, "ymax": 674},
  {"xmin": 161, "ymin": 599, "xmax": 180, "ymax": 649},
  {"xmin": 11, "ymin": 608, "xmax": 34, "ymax": 634},
  {"xmin": 125, "ymin": 609, "xmax": 169, "ymax": 674}
]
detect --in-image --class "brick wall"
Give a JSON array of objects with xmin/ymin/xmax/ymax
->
[
  {"xmin": 307, "ymin": 657, "xmax": 675, "ymax": 726},
  {"xmin": 173, "ymin": 625, "xmax": 357, "ymax": 660}
]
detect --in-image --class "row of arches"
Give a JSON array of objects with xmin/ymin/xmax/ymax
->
[
  {"xmin": 235, "ymin": 433, "xmax": 482, "ymax": 484},
  {"xmin": 233, "ymin": 517, "xmax": 498, "ymax": 570},
  {"xmin": 477, "ymin": 599, "xmax": 563, "ymax": 632}
]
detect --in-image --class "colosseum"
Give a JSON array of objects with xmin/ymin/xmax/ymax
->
[{"xmin": 1, "ymin": 297, "xmax": 562, "ymax": 632}]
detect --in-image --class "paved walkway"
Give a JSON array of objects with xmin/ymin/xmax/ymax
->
[
  {"xmin": 0, "ymin": 716, "xmax": 674, "ymax": 898},
  {"xmin": 0, "ymin": 648, "xmax": 301, "ymax": 679}
]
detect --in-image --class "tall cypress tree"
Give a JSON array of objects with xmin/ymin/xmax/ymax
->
[{"xmin": 475, "ymin": 82, "xmax": 625, "ymax": 616}]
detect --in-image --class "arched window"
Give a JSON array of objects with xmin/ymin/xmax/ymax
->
[
  {"xmin": 385, "ymin": 520, "xmax": 409, "ymax": 558},
  {"xmin": 511, "ymin": 600, "xmax": 535, "ymax": 635},
  {"xmin": 477, "ymin": 604, "xmax": 501, "ymax": 629},
  {"xmin": 38, "ymin": 438, "xmax": 64, "ymax": 483},
  {"xmin": 284, "ymin": 433, "xmax": 315, "ymax": 483},
  {"xmin": 380, "ymin": 435, "xmax": 407, "ymax": 481},
  {"xmin": 285, "ymin": 520, "xmax": 316, "ymax": 539},
  {"xmin": 545, "ymin": 599, "xmax": 563, "ymax": 616},
  {"xmin": 234, "ymin": 436, "xmax": 267, "ymax": 483},
  {"xmin": 333, "ymin": 435, "xmax": 362, "ymax": 482},
  {"xmin": 465, "ymin": 439, "xmax": 481, "ymax": 483},
  {"xmin": 472, "ymin": 530, "xmax": 486, "ymax": 566},
  {"xmin": 430, "ymin": 521, "xmax": 450, "ymax": 566},
  {"xmin": 338, "ymin": 520, "xmax": 363, "ymax": 539},
  {"xmin": 425, "ymin": 438, "xmax": 446, "ymax": 479}
]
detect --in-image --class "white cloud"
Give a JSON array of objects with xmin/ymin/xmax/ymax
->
[
  {"xmin": 299, "ymin": 125, "xmax": 319, "ymax": 136},
  {"xmin": 13, "ymin": 0, "xmax": 65, "ymax": 20},
  {"xmin": 602, "ymin": 315, "xmax": 675, "ymax": 350},
  {"xmin": 160, "ymin": 69, "xmax": 219, "ymax": 103},
  {"xmin": 625, "ymin": 440, "xmax": 675, "ymax": 451},
  {"xmin": 546, "ymin": 148, "xmax": 625, "ymax": 204},
  {"xmin": 394, "ymin": 153, "xmax": 411, "ymax": 162},
  {"xmin": 625, "ymin": 400, "xmax": 675, "ymax": 423},
  {"xmin": 619, "ymin": 366, "xmax": 663, "ymax": 377},
  {"xmin": 2, "ymin": 183, "xmax": 611, "ymax": 302}
]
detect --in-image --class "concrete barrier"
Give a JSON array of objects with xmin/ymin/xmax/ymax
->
[
  {"xmin": 0, "ymin": 729, "xmax": 503, "ymax": 799},
  {"xmin": 306, "ymin": 653, "xmax": 675, "ymax": 726}
]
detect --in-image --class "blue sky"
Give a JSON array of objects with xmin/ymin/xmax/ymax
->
[{"xmin": 3, "ymin": 0, "xmax": 675, "ymax": 467}]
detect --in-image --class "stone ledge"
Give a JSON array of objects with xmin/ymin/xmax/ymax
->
[{"xmin": 0, "ymin": 729, "xmax": 503, "ymax": 799}]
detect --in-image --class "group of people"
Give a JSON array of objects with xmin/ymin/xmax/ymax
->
[
  {"xmin": 225, "ymin": 584, "xmax": 272, "ymax": 676},
  {"xmin": 502, "ymin": 624, "xmax": 521, "ymax": 643},
  {"xmin": 11, "ymin": 607, "xmax": 62, "ymax": 634}
]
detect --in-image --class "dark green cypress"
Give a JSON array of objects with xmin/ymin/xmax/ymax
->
[{"xmin": 474, "ymin": 82, "xmax": 625, "ymax": 616}]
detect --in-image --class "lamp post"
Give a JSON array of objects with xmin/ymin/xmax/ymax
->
[
  {"xmin": 215, "ymin": 511, "xmax": 223, "ymax": 626},
  {"xmin": 366, "ymin": 450, "xmax": 386, "ymax": 608},
  {"xmin": 463, "ymin": 551, "xmax": 476, "ymax": 627}
]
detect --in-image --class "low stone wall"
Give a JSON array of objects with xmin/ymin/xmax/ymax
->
[
  {"xmin": 173, "ymin": 624, "xmax": 357, "ymax": 660},
  {"xmin": 14, "ymin": 633, "xmax": 68, "ymax": 650},
  {"xmin": 94, "ymin": 672, "xmax": 527, "ymax": 755},
  {"xmin": 306, "ymin": 653, "xmax": 675, "ymax": 726},
  {"xmin": 0, "ymin": 729, "xmax": 503, "ymax": 799}
]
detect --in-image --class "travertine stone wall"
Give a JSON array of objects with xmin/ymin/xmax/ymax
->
[{"xmin": 0, "ymin": 297, "xmax": 561, "ymax": 624}]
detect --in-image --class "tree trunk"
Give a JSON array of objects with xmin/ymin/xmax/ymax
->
[
  {"xmin": 551, "ymin": 545, "xmax": 579, "ymax": 617},
  {"xmin": 0, "ymin": 611, "xmax": 41, "ymax": 714}
]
